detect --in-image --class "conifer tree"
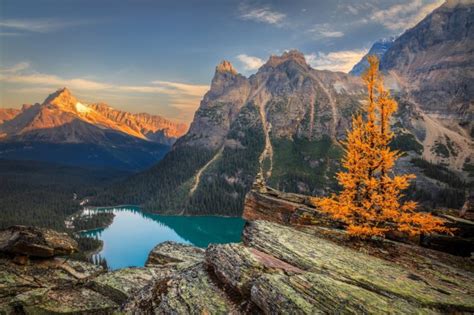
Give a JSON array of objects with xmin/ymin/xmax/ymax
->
[{"xmin": 312, "ymin": 56, "xmax": 450, "ymax": 238}]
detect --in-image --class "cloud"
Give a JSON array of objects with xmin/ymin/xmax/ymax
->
[
  {"xmin": 150, "ymin": 81, "xmax": 209, "ymax": 97},
  {"xmin": 0, "ymin": 62, "xmax": 30, "ymax": 73},
  {"xmin": 239, "ymin": 6, "xmax": 286, "ymax": 26},
  {"xmin": 0, "ymin": 71, "xmax": 112, "ymax": 90},
  {"xmin": 0, "ymin": 18, "xmax": 88, "ymax": 33},
  {"xmin": 236, "ymin": 54, "xmax": 264, "ymax": 71},
  {"xmin": 305, "ymin": 49, "xmax": 368, "ymax": 73},
  {"xmin": 371, "ymin": 0, "xmax": 444, "ymax": 31},
  {"xmin": 0, "ymin": 63, "xmax": 209, "ymax": 122},
  {"xmin": 307, "ymin": 24, "xmax": 344, "ymax": 40}
]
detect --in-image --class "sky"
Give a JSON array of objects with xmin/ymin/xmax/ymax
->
[{"xmin": 0, "ymin": 0, "xmax": 444, "ymax": 123}]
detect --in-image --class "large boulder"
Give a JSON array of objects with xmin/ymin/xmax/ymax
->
[
  {"xmin": 89, "ymin": 267, "xmax": 156, "ymax": 304},
  {"xmin": 0, "ymin": 226, "xmax": 78, "ymax": 258},
  {"xmin": 242, "ymin": 220, "xmax": 474, "ymax": 313},
  {"xmin": 146, "ymin": 241, "xmax": 204, "ymax": 267}
]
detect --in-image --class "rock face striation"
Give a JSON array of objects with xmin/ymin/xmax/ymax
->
[{"xmin": 2, "ymin": 189, "xmax": 473, "ymax": 314}]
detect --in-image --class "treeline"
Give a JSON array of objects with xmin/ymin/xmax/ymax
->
[
  {"xmin": 73, "ymin": 212, "xmax": 115, "ymax": 231},
  {"xmin": 408, "ymin": 158, "xmax": 469, "ymax": 209},
  {"xmin": 71, "ymin": 236, "xmax": 108, "ymax": 269},
  {"xmin": 0, "ymin": 160, "xmax": 128, "ymax": 230}
]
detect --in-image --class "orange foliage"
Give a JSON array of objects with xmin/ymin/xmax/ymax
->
[{"xmin": 312, "ymin": 56, "xmax": 450, "ymax": 238}]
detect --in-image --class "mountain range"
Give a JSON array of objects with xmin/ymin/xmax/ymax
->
[
  {"xmin": 96, "ymin": 0, "xmax": 472, "ymax": 215},
  {"xmin": 0, "ymin": 88, "xmax": 187, "ymax": 170}
]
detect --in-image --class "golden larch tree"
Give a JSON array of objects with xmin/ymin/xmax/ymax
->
[{"xmin": 312, "ymin": 56, "xmax": 450, "ymax": 238}]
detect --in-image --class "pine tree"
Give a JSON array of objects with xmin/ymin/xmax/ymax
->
[{"xmin": 312, "ymin": 56, "xmax": 450, "ymax": 238}]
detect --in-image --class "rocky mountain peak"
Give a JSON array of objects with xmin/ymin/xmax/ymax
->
[
  {"xmin": 42, "ymin": 87, "xmax": 78, "ymax": 110},
  {"xmin": 264, "ymin": 50, "xmax": 308, "ymax": 69},
  {"xmin": 216, "ymin": 60, "xmax": 237, "ymax": 75}
]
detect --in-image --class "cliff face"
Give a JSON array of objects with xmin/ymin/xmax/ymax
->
[{"xmin": 2, "ymin": 190, "xmax": 473, "ymax": 314}]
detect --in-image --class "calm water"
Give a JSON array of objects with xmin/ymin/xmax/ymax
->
[{"xmin": 81, "ymin": 206, "xmax": 245, "ymax": 270}]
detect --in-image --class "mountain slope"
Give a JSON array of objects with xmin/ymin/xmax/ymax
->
[
  {"xmin": 349, "ymin": 37, "xmax": 395, "ymax": 76},
  {"xmin": 0, "ymin": 88, "xmax": 175, "ymax": 171},
  {"xmin": 379, "ymin": 0, "xmax": 473, "ymax": 171},
  {"xmin": 88, "ymin": 103, "xmax": 187, "ymax": 145},
  {"xmin": 0, "ymin": 108, "xmax": 21, "ymax": 124}
]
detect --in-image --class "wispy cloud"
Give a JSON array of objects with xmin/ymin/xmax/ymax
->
[
  {"xmin": 0, "ymin": 62, "xmax": 209, "ymax": 118},
  {"xmin": 0, "ymin": 18, "xmax": 89, "ymax": 33},
  {"xmin": 305, "ymin": 49, "xmax": 368, "ymax": 73},
  {"xmin": 307, "ymin": 24, "xmax": 344, "ymax": 40},
  {"xmin": 239, "ymin": 5, "xmax": 286, "ymax": 26},
  {"xmin": 236, "ymin": 54, "xmax": 264, "ymax": 71},
  {"xmin": 0, "ymin": 62, "xmax": 30, "ymax": 73},
  {"xmin": 371, "ymin": 0, "xmax": 444, "ymax": 31},
  {"xmin": 150, "ymin": 81, "xmax": 209, "ymax": 97}
]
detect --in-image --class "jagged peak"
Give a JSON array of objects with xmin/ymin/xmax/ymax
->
[
  {"xmin": 42, "ymin": 87, "xmax": 77, "ymax": 109},
  {"xmin": 264, "ymin": 50, "xmax": 308, "ymax": 68},
  {"xmin": 216, "ymin": 60, "xmax": 237, "ymax": 75}
]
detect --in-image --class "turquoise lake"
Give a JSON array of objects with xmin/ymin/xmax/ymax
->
[{"xmin": 81, "ymin": 207, "xmax": 245, "ymax": 270}]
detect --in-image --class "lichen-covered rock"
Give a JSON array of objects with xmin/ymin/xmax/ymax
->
[
  {"xmin": 251, "ymin": 273, "xmax": 433, "ymax": 315},
  {"xmin": 146, "ymin": 241, "xmax": 205, "ymax": 267},
  {"xmin": 124, "ymin": 263, "xmax": 235, "ymax": 314},
  {"xmin": 243, "ymin": 220, "xmax": 474, "ymax": 312},
  {"xmin": 206, "ymin": 243, "xmax": 302, "ymax": 297},
  {"xmin": 0, "ymin": 256, "xmax": 116, "ymax": 314},
  {"xmin": 0, "ymin": 225, "xmax": 78, "ymax": 258},
  {"xmin": 12, "ymin": 287, "xmax": 118, "ymax": 314},
  {"xmin": 89, "ymin": 267, "xmax": 156, "ymax": 304}
]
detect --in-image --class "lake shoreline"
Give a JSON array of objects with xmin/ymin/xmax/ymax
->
[
  {"xmin": 85, "ymin": 204, "xmax": 243, "ymax": 219},
  {"xmin": 79, "ymin": 207, "xmax": 245, "ymax": 269}
]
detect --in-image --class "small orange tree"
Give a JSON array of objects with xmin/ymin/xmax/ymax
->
[{"xmin": 312, "ymin": 56, "xmax": 450, "ymax": 238}]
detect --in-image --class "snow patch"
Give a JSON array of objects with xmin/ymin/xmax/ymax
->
[{"xmin": 75, "ymin": 102, "xmax": 91, "ymax": 113}]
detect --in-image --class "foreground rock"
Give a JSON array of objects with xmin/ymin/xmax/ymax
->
[
  {"xmin": 244, "ymin": 186, "xmax": 474, "ymax": 257},
  {"xmin": 243, "ymin": 220, "xmax": 474, "ymax": 313},
  {"xmin": 0, "ymin": 225, "xmax": 78, "ymax": 258},
  {"xmin": 146, "ymin": 241, "xmax": 205, "ymax": 266},
  {"xmin": 1, "ymin": 189, "xmax": 473, "ymax": 313}
]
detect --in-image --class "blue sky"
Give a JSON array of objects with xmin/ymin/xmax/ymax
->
[{"xmin": 0, "ymin": 0, "xmax": 444, "ymax": 122}]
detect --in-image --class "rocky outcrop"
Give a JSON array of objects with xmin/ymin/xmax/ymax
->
[
  {"xmin": 146, "ymin": 241, "xmax": 205, "ymax": 266},
  {"xmin": 244, "ymin": 186, "xmax": 474, "ymax": 257},
  {"xmin": 243, "ymin": 187, "xmax": 342, "ymax": 228},
  {"xmin": 2, "ymin": 200, "xmax": 474, "ymax": 314},
  {"xmin": 0, "ymin": 225, "xmax": 78, "ymax": 258}
]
